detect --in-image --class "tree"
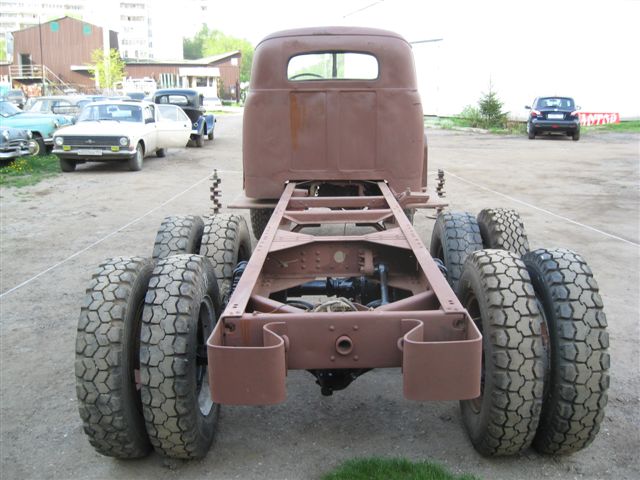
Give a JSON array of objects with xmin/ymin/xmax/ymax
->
[
  {"xmin": 89, "ymin": 48, "xmax": 125, "ymax": 90},
  {"xmin": 478, "ymin": 81, "xmax": 508, "ymax": 129},
  {"xmin": 183, "ymin": 26, "xmax": 254, "ymax": 83}
]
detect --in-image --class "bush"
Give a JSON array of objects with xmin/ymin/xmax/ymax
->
[{"xmin": 460, "ymin": 105, "xmax": 483, "ymax": 128}]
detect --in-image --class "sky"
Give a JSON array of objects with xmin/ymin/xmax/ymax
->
[{"xmin": 206, "ymin": 0, "xmax": 640, "ymax": 118}]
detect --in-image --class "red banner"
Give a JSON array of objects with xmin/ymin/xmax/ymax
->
[{"xmin": 578, "ymin": 112, "xmax": 620, "ymax": 126}]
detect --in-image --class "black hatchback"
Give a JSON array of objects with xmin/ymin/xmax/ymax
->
[{"xmin": 525, "ymin": 96, "xmax": 581, "ymax": 141}]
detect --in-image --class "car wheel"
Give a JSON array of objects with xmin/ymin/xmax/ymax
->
[
  {"xmin": 140, "ymin": 254, "xmax": 221, "ymax": 459},
  {"xmin": 129, "ymin": 143, "xmax": 144, "ymax": 171},
  {"xmin": 76, "ymin": 256, "xmax": 155, "ymax": 459},
  {"xmin": 429, "ymin": 211, "xmax": 483, "ymax": 291},
  {"xmin": 459, "ymin": 250, "xmax": 544, "ymax": 456},
  {"xmin": 207, "ymin": 127, "xmax": 214, "ymax": 141},
  {"xmin": 156, "ymin": 148, "xmax": 166, "ymax": 158},
  {"xmin": 195, "ymin": 132, "xmax": 204, "ymax": 148},
  {"xmin": 152, "ymin": 215, "xmax": 205, "ymax": 260},
  {"xmin": 31, "ymin": 135, "xmax": 46, "ymax": 156},
  {"xmin": 59, "ymin": 158, "xmax": 77, "ymax": 172},
  {"xmin": 527, "ymin": 123, "xmax": 536, "ymax": 140},
  {"xmin": 201, "ymin": 214, "xmax": 252, "ymax": 303},
  {"xmin": 523, "ymin": 248, "xmax": 609, "ymax": 454},
  {"xmin": 477, "ymin": 208, "xmax": 530, "ymax": 255},
  {"xmin": 572, "ymin": 130, "xmax": 580, "ymax": 141}
]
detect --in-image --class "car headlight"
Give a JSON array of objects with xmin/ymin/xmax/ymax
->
[
  {"xmin": 2, "ymin": 130, "xmax": 9, "ymax": 141},
  {"xmin": 119, "ymin": 137, "xmax": 129, "ymax": 146},
  {"xmin": 27, "ymin": 130, "xmax": 33, "ymax": 139},
  {"xmin": 54, "ymin": 136, "xmax": 64, "ymax": 146}
]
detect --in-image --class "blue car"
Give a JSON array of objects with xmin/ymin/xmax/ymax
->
[
  {"xmin": 151, "ymin": 89, "xmax": 216, "ymax": 147},
  {"xmin": 0, "ymin": 100, "xmax": 73, "ymax": 155}
]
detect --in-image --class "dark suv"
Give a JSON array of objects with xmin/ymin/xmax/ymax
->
[{"xmin": 525, "ymin": 96, "xmax": 581, "ymax": 141}]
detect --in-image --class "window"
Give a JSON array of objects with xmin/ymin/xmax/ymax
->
[
  {"xmin": 157, "ymin": 95, "xmax": 189, "ymax": 106},
  {"xmin": 287, "ymin": 52, "xmax": 378, "ymax": 81},
  {"xmin": 143, "ymin": 105, "xmax": 154, "ymax": 123}
]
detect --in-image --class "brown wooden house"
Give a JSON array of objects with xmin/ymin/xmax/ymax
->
[{"xmin": 0, "ymin": 16, "xmax": 242, "ymax": 99}]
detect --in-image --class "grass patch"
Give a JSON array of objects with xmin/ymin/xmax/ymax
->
[
  {"xmin": 0, "ymin": 154, "xmax": 61, "ymax": 188},
  {"xmin": 424, "ymin": 116, "xmax": 525, "ymax": 135},
  {"xmin": 583, "ymin": 120, "xmax": 640, "ymax": 133},
  {"xmin": 322, "ymin": 457, "xmax": 478, "ymax": 480}
]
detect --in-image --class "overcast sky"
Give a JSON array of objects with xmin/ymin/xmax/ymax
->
[{"xmin": 209, "ymin": 0, "xmax": 640, "ymax": 118}]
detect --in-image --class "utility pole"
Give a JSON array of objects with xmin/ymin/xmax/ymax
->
[{"xmin": 38, "ymin": 16, "xmax": 45, "ymax": 95}]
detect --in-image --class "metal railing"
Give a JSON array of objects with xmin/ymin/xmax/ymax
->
[{"xmin": 9, "ymin": 64, "xmax": 74, "ymax": 93}]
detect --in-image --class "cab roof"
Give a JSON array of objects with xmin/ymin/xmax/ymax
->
[{"xmin": 257, "ymin": 26, "xmax": 410, "ymax": 47}]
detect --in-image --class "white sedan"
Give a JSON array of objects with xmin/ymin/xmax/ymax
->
[{"xmin": 52, "ymin": 100, "xmax": 191, "ymax": 171}]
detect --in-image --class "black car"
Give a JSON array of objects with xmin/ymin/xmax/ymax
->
[{"xmin": 525, "ymin": 96, "xmax": 581, "ymax": 141}]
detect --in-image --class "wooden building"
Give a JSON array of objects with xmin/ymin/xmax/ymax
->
[
  {"xmin": 0, "ymin": 16, "xmax": 117, "ymax": 94},
  {"xmin": 0, "ymin": 16, "xmax": 242, "ymax": 99}
]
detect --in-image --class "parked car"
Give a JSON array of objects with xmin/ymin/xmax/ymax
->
[
  {"xmin": 151, "ymin": 88, "xmax": 216, "ymax": 147},
  {"xmin": 525, "ymin": 96, "xmax": 581, "ymax": 141},
  {"xmin": 52, "ymin": 100, "xmax": 192, "ymax": 172},
  {"xmin": 125, "ymin": 91, "xmax": 146, "ymax": 100},
  {"xmin": 0, "ymin": 127, "xmax": 34, "ymax": 161},
  {"xmin": 196, "ymin": 86, "xmax": 223, "ymax": 110},
  {"xmin": 3, "ymin": 89, "xmax": 27, "ymax": 109},
  {"xmin": 0, "ymin": 100, "xmax": 73, "ymax": 155},
  {"xmin": 24, "ymin": 95, "xmax": 91, "ymax": 118}
]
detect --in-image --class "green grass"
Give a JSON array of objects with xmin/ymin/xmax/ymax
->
[
  {"xmin": 0, "ymin": 154, "xmax": 61, "ymax": 188},
  {"xmin": 583, "ymin": 120, "xmax": 640, "ymax": 133},
  {"xmin": 424, "ymin": 116, "xmax": 525, "ymax": 135},
  {"xmin": 322, "ymin": 458, "xmax": 478, "ymax": 480}
]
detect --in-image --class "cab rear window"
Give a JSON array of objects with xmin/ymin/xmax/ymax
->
[{"xmin": 287, "ymin": 52, "xmax": 378, "ymax": 81}]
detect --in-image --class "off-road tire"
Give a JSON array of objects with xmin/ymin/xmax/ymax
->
[
  {"xmin": 129, "ymin": 143, "xmax": 144, "ymax": 171},
  {"xmin": 458, "ymin": 249, "xmax": 544, "ymax": 456},
  {"xmin": 429, "ymin": 211, "xmax": 483, "ymax": 291},
  {"xmin": 75, "ymin": 256, "xmax": 154, "ymax": 458},
  {"xmin": 156, "ymin": 148, "xmax": 166, "ymax": 158},
  {"xmin": 477, "ymin": 208, "xmax": 530, "ymax": 255},
  {"xmin": 59, "ymin": 158, "xmax": 77, "ymax": 172},
  {"xmin": 572, "ymin": 130, "xmax": 580, "ymax": 141},
  {"xmin": 140, "ymin": 254, "xmax": 221, "ymax": 459},
  {"xmin": 250, "ymin": 208, "xmax": 274, "ymax": 239},
  {"xmin": 152, "ymin": 215, "xmax": 204, "ymax": 260},
  {"xmin": 523, "ymin": 248, "xmax": 609, "ymax": 455},
  {"xmin": 201, "ymin": 214, "xmax": 252, "ymax": 302}
]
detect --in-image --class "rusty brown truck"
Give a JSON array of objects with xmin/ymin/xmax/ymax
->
[{"xmin": 75, "ymin": 27, "xmax": 609, "ymax": 460}]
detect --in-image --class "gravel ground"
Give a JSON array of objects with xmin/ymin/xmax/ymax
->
[{"xmin": 1, "ymin": 114, "xmax": 638, "ymax": 479}]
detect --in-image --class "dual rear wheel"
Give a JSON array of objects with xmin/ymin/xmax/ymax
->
[
  {"xmin": 75, "ymin": 213, "xmax": 252, "ymax": 459},
  {"xmin": 431, "ymin": 209, "xmax": 609, "ymax": 456}
]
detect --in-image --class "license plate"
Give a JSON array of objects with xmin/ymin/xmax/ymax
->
[
  {"xmin": 82, "ymin": 149, "xmax": 103, "ymax": 156},
  {"xmin": 548, "ymin": 113, "xmax": 564, "ymax": 120}
]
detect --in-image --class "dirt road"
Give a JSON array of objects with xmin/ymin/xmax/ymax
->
[{"xmin": 1, "ymin": 114, "xmax": 638, "ymax": 479}]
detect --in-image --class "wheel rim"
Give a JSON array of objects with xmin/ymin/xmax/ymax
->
[
  {"xmin": 464, "ymin": 293, "xmax": 485, "ymax": 413},
  {"xmin": 196, "ymin": 295, "xmax": 215, "ymax": 415},
  {"xmin": 131, "ymin": 298, "xmax": 145, "ymax": 414}
]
